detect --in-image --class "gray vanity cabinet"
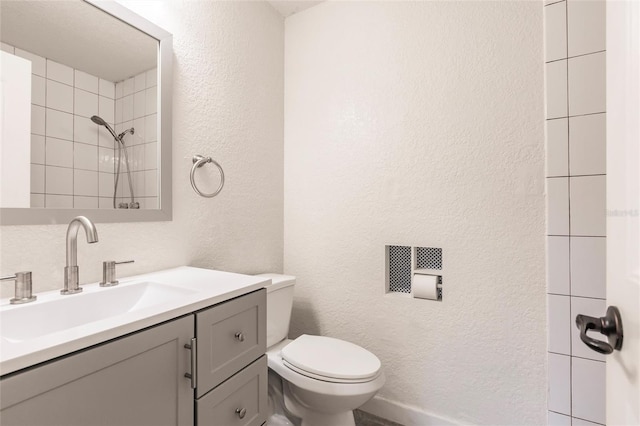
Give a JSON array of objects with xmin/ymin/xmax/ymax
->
[
  {"xmin": 194, "ymin": 289, "xmax": 267, "ymax": 426},
  {"xmin": 0, "ymin": 316, "xmax": 194, "ymax": 426}
]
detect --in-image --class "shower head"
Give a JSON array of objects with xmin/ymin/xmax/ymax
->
[
  {"xmin": 117, "ymin": 128, "xmax": 135, "ymax": 141},
  {"xmin": 91, "ymin": 115, "xmax": 119, "ymax": 140}
]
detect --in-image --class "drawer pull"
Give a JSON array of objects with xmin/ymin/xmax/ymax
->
[
  {"xmin": 235, "ymin": 407, "xmax": 247, "ymax": 419},
  {"xmin": 234, "ymin": 332, "xmax": 245, "ymax": 342},
  {"xmin": 184, "ymin": 338, "xmax": 197, "ymax": 389}
]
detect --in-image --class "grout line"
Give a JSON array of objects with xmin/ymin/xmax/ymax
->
[
  {"xmin": 571, "ymin": 415, "xmax": 605, "ymax": 425},
  {"xmin": 548, "ymin": 234, "xmax": 606, "ymax": 238},
  {"xmin": 545, "ymin": 49, "xmax": 607, "ymax": 65},
  {"xmin": 564, "ymin": 0, "xmax": 572, "ymax": 416},
  {"xmin": 546, "ymin": 111, "xmax": 607, "ymax": 121},
  {"xmin": 548, "ymin": 410, "xmax": 571, "ymax": 418},
  {"xmin": 547, "ymin": 174, "xmax": 606, "ymax": 178}
]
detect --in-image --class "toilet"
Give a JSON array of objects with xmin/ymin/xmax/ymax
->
[{"xmin": 257, "ymin": 273, "xmax": 385, "ymax": 426}]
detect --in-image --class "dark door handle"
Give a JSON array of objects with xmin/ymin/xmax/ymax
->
[{"xmin": 575, "ymin": 306, "xmax": 623, "ymax": 355}]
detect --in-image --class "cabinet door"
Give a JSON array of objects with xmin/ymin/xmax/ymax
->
[
  {"xmin": 0, "ymin": 316, "xmax": 194, "ymax": 426},
  {"xmin": 196, "ymin": 355, "xmax": 267, "ymax": 426},
  {"xmin": 196, "ymin": 289, "xmax": 266, "ymax": 398}
]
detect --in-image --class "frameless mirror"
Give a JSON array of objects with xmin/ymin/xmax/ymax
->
[{"xmin": 0, "ymin": 0, "xmax": 172, "ymax": 224}]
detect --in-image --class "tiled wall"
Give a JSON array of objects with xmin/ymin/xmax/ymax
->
[
  {"xmin": 544, "ymin": 0, "xmax": 607, "ymax": 425},
  {"xmin": 114, "ymin": 69, "xmax": 158, "ymax": 209},
  {"xmin": 0, "ymin": 42, "xmax": 157, "ymax": 209}
]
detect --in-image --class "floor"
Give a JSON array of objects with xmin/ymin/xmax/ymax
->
[{"xmin": 354, "ymin": 410, "xmax": 404, "ymax": 426}]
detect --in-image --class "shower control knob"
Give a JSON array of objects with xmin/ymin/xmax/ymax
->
[{"xmin": 234, "ymin": 332, "xmax": 245, "ymax": 342}]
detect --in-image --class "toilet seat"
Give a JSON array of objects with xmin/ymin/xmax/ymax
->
[{"xmin": 281, "ymin": 335, "xmax": 381, "ymax": 383}]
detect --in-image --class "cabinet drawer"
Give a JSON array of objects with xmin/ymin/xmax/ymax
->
[
  {"xmin": 196, "ymin": 355, "xmax": 267, "ymax": 426},
  {"xmin": 196, "ymin": 289, "xmax": 266, "ymax": 397}
]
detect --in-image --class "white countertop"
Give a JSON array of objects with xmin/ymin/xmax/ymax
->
[{"xmin": 0, "ymin": 266, "xmax": 269, "ymax": 376}]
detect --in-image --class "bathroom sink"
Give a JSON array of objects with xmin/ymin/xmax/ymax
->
[{"xmin": 0, "ymin": 281, "xmax": 196, "ymax": 343}]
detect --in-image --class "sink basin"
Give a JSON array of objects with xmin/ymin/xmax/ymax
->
[{"xmin": 1, "ymin": 281, "xmax": 196, "ymax": 343}]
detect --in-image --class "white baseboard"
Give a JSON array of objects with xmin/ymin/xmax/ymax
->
[{"xmin": 360, "ymin": 395, "xmax": 460, "ymax": 426}]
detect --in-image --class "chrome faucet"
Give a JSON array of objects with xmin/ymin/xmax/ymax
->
[{"xmin": 62, "ymin": 216, "xmax": 99, "ymax": 295}]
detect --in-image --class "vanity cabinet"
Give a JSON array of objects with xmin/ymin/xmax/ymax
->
[
  {"xmin": 0, "ymin": 289, "xmax": 267, "ymax": 426},
  {"xmin": 0, "ymin": 316, "xmax": 194, "ymax": 426}
]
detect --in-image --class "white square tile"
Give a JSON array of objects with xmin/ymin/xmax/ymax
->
[
  {"xmin": 74, "ymin": 70, "xmax": 99, "ymax": 94},
  {"xmin": 568, "ymin": 0, "xmax": 606, "ymax": 57},
  {"xmin": 134, "ymin": 72, "xmax": 146, "ymax": 92},
  {"xmin": 74, "ymin": 88, "xmax": 98, "ymax": 118},
  {"xmin": 134, "ymin": 91, "xmax": 145, "ymax": 119},
  {"xmin": 30, "ymin": 194, "xmax": 44, "ymax": 208},
  {"xmin": 548, "ymin": 411, "xmax": 571, "ymax": 426},
  {"xmin": 31, "ymin": 75, "xmax": 45, "ymax": 106},
  {"xmin": 74, "ymin": 169, "xmax": 98, "ymax": 196},
  {"xmin": 571, "ymin": 237, "xmax": 606, "ymax": 299},
  {"xmin": 117, "ymin": 173, "xmax": 131, "ymax": 198},
  {"xmin": 548, "ymin": 294, "xmax": 571, "ymax": 354},
  {"xmin": 144, "ymin": 169, "xmax": 157, "ymax": 196},
  {"xmin": 74, "ymin": 142, "xmax": 98, "ymax": 171},
  {"xmin": 98, "ymin": 126, "xmax": 115, "ymax": 148},
  {"xmin": 145, "ymin": 114, "xmax": 157, "ymax": 142},
  {"xmin": 548, "ymin": 353, "xmax": 571, "ymax": 415},
  {"xmin": 31, "ymin": 105, "xmax": 45, "ymax": 135},
  {"xmin": 15, "ymin": 49, "xmax": 45, "ymax": 77},
  {"xmin": 45, "ymin": 166, "xmax": 73, "ymax": 195},
  {"xmin": 133, "ymin": 118, "xmax": 146, "ymax": 145},
  {"xmin": 46, "ymin": 80, "xmax": 74, "ymax": 113},
  {"xmin": 74, "ymin": 196, "xmax": 98, "ymax": 209},
  {"xmin": 545, "ymin": 2, "xmax": 567, "ymax": 62},
  {"xmin": 546, "ymin": 118, "xmax": 568, "ymax": 176},
  {"xmin": 547, "ymin": 177, "xmax": 569, "ymax": 235},
  {"xmin": 30, "ymin": 164, "xmax": 44, "ymax": 193},
  {"xmin": 146, "ymin": 68, "xmax": 157, "ymax": 88},
  {"xmin": 145, "ymin": 87, "xmax": 157, "ymax": 115},
  {"xmin": 115, "ymin": 81, "xmax": 124, "ymax": 99},
  {"xmin": 45, "ymin": 194, "xmax": 73, "ymax": 208},
  {"xmin": 115, "ymin": 98, "xmax": 123, "ymax": 124},
  {"xmin": 548, "ymin": 236, "xmax": 570, "ymax": 294},
  {"xmin": 99, "ymin": 79, "xmax": 115, "ymax": 99},
  {"xmin": 46, "ymin": 60, "xmax": 73, "ymax": 85},
  {"xmin": 122, "ymin": 95, "xmax": 134, "ymax": 122},
  {"xmin": 546, "ymin": 60, "xmax": 568, "ymax": 119},
  {"xmin": 570, "ymin": 175, "xmax": 606, "ymax": 236},
  {"xmin": 123, "ymin": 77, "xmax": 135, "ymax": 96},
  {"xmin": 99, "ymin": 96, "xmax": 115, "ymax": 124},
  {"xmin": 99, "ymin": 197, "xmax": 113, "ymax": 209},
  {"xmin": 570, "ymin": 113, "xmax": 606, "ymax": 176},
  {"xmin": 133, "ymin": 171, "xmax": 145, "ymax": 197},
  {"xmin": 98, "ymin": 147, "xmax": 115, "ymax": 173},
  {"xmin": 1, "ymin": 42, "xmax": 14, "ymax": 54},
  {"xmin": 568, "ymin": 52, "xmax": 606, "ymax": 116},
  {"xmin": 132, "ymin": 144, "xmax": 145, "ymax": 171},
  {"xmin": 45, "ymin": 109, "xmax": 73, "ymax": 140},
  {"xmin": 31, "ymin": 134, "xmax": 45, "ymax": 164},
  {"xmin": 145, "ymin": 197, "xmax": 158, "ymax": 209},
  {"xmin": 74, "ymin": 116, "xmax": 98, "ymax": 145},
  {"xmin": 571, "ymin": 296, "xmax": 606, "ymax": 361},
  {"xmin": 99, "ymin": 172, "xmax": 114, "ymax": 197},
  {"xmin": 45, "ymin": 137, "xmax": 73, "ymax": 168},
  {"xmin": 145, "ymin": 142, "xmax": 157, "ymax": 170},
  {"xmin": 572, "ymin": 357, "xmax": 606, "ymax": 424}
]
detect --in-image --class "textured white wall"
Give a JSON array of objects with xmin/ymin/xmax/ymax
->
[
  {"xmin": 0, "ymin": 1, "xmax": 284, "ymax": 296},
  {"xmin": 283, "ymin": 2, "xmax": 546, "ymax": 424}
]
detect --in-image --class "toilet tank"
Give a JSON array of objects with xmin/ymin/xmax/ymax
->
[{"xmin": 255, "ymin": 273, "xmax": 296, "ymax": 348}]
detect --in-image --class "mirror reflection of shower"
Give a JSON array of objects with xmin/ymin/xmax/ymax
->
[{"xmin": 91, "ymin": 115, "xmax": 138, "ymax": 209}]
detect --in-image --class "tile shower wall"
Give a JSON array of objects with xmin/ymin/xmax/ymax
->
[
  {"xmin": 0, "ymin": 43, "xmax": 157, "ymax": 209},
  {"xmin": 544, "ymin": 1, "xmax": 606, "ymax": 425},
  {"xmin": 114, "ymin": 69, "xmax": 158, "ymax": 209}
]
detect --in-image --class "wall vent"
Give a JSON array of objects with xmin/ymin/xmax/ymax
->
[
  {"xmin": 416, "ymin": 247, "xmax": 443, "ymax": 270},
  {"xmin": 387, "ymin": 245, "xmax": 412, "ymax": 293}
]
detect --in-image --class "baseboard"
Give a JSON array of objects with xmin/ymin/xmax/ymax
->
[{"xmin": 360, "ymin": 395, "xmax": 461, "ymax": 426}]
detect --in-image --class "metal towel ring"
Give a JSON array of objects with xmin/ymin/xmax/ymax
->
[{"xmin": 190, "ymin": 155, "xmax": 225, "ymax": 198}]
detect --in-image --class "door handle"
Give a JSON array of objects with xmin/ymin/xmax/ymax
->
[{"xmin": 575, "ymin": 306, "xmax": 623, "ymax": 355}]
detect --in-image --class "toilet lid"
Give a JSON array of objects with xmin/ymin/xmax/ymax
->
[{"xmin": 281, "ymin": 335, "xmax": 381, "ymax": 381}]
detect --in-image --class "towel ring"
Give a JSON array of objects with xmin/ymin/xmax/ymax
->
[{"xmin": 190, "ymin": 155, "xmax": 225, "ymax": 198}]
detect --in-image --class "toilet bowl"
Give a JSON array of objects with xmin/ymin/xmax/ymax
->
[{"xmin": 257, "ymin": 274, "xmax": 385, "ymax": 426}]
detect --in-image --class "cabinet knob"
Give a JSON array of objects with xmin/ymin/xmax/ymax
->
[
  {"xmin": 235, "ymin": 407, "xmax": 247, "ymax": 419},
  {"xmin": 234, "ymin": 332, "xmax": 245, "ymax": 342}
]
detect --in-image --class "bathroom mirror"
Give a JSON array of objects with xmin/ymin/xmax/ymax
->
[{"xmin": 0, "ymin": 0, "xmax": 172, "ymax": 224}]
